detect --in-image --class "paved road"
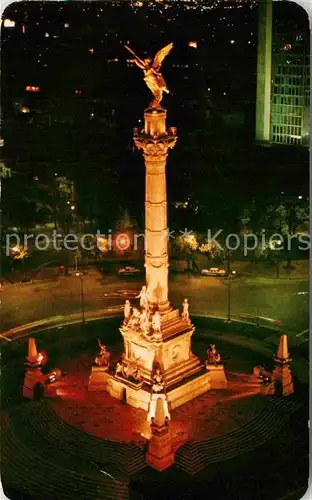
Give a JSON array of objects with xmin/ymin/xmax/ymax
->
[{"xmin": 1, "ymin": 268, "xmax": 308, "ymax": 338}]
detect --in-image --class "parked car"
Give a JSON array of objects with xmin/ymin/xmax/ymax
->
[
  {"xmin": 201, "ymin": 267, "xmax": 227, "ymax": 277},
  {"xmin": 118, "ymin": 266, "xmax": 141, "ymax": 276}
]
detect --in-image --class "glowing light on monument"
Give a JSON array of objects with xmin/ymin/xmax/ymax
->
[
  {"xmin": 97, "ymin": 236, "xmax": 109, "ymax": 253},
  {"xmin": 37, "ymin": 353, "xmax": 44, "ymax": 365},
  {"xmin": 115, "ymin": 233, "xmax": 131, "ymax": 251}
]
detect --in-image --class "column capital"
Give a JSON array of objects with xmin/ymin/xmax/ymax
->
[{"xmin": 133, "ymin": 133, "xmax": 177, "ymax": 159}]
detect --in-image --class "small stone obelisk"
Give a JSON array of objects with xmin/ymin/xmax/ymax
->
[
  {"xmin": 23, "ymin": 337, "xmax": 44, "ymax": 399},
  {"xmin": 272, "ymin": 333, "xmax": 294, "ymax": 397},
  {"xmin": 25, "ymin": 337, "xmax": 40, "ymax": 367},
  {"xmin": 146, "ymin": 397, "xmax": 175, "ymax": 471}
]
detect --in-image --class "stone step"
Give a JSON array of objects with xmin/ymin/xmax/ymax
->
[
  {"xmin": 1, "ymin": 419, "xmax": 128, "ymax": 500},
  {"xmin": 166, "ymin": 364, "xmax": 205, "ymax": 389},
  {"xmin": 164, "ymin": 355, "xmax": 202, "ymax": 385},
  {"xmin": 269, "ymin": 396, "xmax": 302, "ymax": 414},
  {"xmin": 161, "ymin": 317, "xmax": 193, "ymax": 341},
  {"xmin": 13, "ymin": 401, "xmax": 146, "ymax": 477},
  {"xmin": 175, "ymin": 401, "xmax": 290, "ymax": 475}
]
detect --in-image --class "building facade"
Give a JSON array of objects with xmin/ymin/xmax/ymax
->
[{"xmin": 256, "ymin": 0, "xmax": 310, "ymax": 147}]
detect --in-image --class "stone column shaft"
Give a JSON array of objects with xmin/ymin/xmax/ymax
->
[{"xmin": 134, "ymin": 108, "xmax": 177, "ymax": 308}]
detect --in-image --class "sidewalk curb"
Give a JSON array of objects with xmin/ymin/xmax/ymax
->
[
  {"xmin": 1, "ymin": 307, "xmax": 123, "ymax": 342},
  {"xmin": 2, "ymin": 310, "xmax": 282, "ymax": 342}
]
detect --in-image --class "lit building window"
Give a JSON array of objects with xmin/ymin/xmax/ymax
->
[
  {"xmin": 25, "ymin": 86, "xmax": 40, "ymax": 92},
  {"xmin": 3, "ymin": 18, "xmax": 16, "ymax": 28},
  {"xmin": 20, "ymin": 106, "xmax": 30, "ymax": 114},
  {"xmin": 281, "ymin": 43, "xmax": 292, "ymax": 51}
]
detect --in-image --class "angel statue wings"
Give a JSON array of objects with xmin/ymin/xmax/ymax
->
[{"xmin": 125, "ymin": 43, "xmax": 173, "ymax": 108}]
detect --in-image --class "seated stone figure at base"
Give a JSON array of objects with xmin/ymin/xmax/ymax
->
[
  {"xmin": 115, "ymin": 361, "xmax": 124, "ymax": 377},
  {"xmin": 123, "ymin": 300, "xmax": 132, "ymax": 325},
  {"xmin": 132, "ymin": 367, "xmax": 142, "ymax": 383},
  {"xmin": 152, "ymin": 368, "xmax": 165, "ymax": 393},
  {"xmin": 94, "ymin": 339, "xmax": 111, "ymax": 368},
  {"xmin": 140, "ymin": 308, "xmax": 151, "ymax": 338},
  {"xmin": 121, "ymin": 358, "xmax": 142, "ymax": 384},
  {"xmin": 206, "ymin": 344, "xmax": 221, "ymax": 365},
  {"xmin": 127, "ymin": 307, "xmax": 141, "ymax": 330}
]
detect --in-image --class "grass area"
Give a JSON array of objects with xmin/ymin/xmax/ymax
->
[
  {"xmin": 193, "ymin": 330, "xmax": 273, "ymax": 374},
  {"xmin": 193, "ymin": 316, "xmax": 279, "ymax": 340},
  {"xmin": 192, "ymin": 316, "xmax": 309, "ymax": 379}
]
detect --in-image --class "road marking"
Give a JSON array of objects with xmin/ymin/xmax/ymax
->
[{"xmin": 296, "ymin": 328, "xmax": 309, "ymax": 338}]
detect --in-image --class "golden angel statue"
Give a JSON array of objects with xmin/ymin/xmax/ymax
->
[{"xmin": 125, "ymin": 43, "xmax": 173, "ymax": 108}]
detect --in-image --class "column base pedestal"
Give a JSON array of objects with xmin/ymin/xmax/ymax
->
[
  {"xmin": 89, "ymin": 368, "xmax": 211, "ymax": 412},
  {"xmin": 205, "ymin": 364, "xmax": 227, "ymax": 389},
  {"xmin": 23, "ymin": 369, "xmax": 45, "ymax": 399}
]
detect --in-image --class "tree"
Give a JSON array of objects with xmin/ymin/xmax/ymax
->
[
  {"xmin": 199, "ymin": 240, "xmax": 225, "ymax": 265},
  {"xmin": 174, "ymin": 233, "xmax": 199, "ymax": 273},
  {"xmin": 176, "ymin": 233, "xmax": 198, "ymax": 253},
  {"xmin": 10, "ymin": 244, "xmax": 29, "ymax": 280},
  {"xmin": 254, "ymin": 239, "xmax": 283, "ymax": 277},
  {"xmin": 257, "ymin": 196, "xmax": 309, "ymax": 269}
]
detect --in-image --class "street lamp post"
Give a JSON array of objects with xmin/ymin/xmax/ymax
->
[
  {"xmin": 275, "ymin": 239, "xmax": 282, "ymax": 278},
  {"xmin": 0, "ymin": 140, "xmax": 12, "ymax": 291},
  {"xmin": 276, "ymin": 259, "xmax": 280, "ymax": 279},
  {"xmin": 226, "ymin": 250, "xmax": 231, "ymax": 323},
  {"xmin": 76, "ymin": 272, "xmax": 85, "ymax": 324}
]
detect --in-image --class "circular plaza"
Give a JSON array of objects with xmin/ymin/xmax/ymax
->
[{"xmin": 0, "ymin": 316, "xmax": 308, "ymax": 500}]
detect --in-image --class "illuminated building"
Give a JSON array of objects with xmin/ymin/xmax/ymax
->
[
  {"xmin": 270, "ymin": 15, "xmax": 310, "ymax": 146},
  {"xmin": 256, "ymin": 0, "xmax": 310, "ymax": 147}
]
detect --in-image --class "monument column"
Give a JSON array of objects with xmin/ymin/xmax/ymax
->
[{"xmin": 134, "ymin": 107, "xmax": 177, "ymax": 311}]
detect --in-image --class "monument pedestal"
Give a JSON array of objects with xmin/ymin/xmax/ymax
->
[
  {"xmin": 146, "ymin": 434, "xmax": 175, "ymax": 471},
  {"xmin": 272, "ymin": 333, "xmax": 294, "ymax": 397},
  {"xmin": 272, "ymin": 364, "xmax": 294, "ymax": 397},
  {"xmin": 146, "ymin": 398, "xmax": 175, "ymax": 471},
  {"xmin": 206, "ymin": 364, "xmax": 227, "ymax": 389},
  {"xmin": 260, "ymin": 381, "xmax": 275, "ymax": 395},
  {"xmin": 89, "ymin": 309, "xmax": 211, "ymax": 411},
  {"xmin": 88, "ymin": 366, "xmax": 109, "ymax": 391},
  {"xmin": 23, "ymin": 369, "xmax": 45, "ymax": 399}
]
